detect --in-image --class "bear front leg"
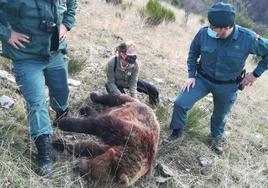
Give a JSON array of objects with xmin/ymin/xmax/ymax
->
[
  {"xmin": 58, "ymin": 116, "xmax": 134, "ymax": 145},
  {"xmin": 90, "ymin": 93, "xmax": 136, "ymax": 107},
  {"xmin": 52, "ymin": 139, "xmax": 110, "ymax": 157}
]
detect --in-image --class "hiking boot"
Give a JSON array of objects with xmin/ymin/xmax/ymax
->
[
  {"xmin": 163, "ymin": 129, "xmax": 184, "ymax": 145},
  {"xmin": 34, "ymin": 134, "xmax": 53, "ymax": 176},
  {"xmin": 211, "ymin": 138, "xmax": 223, "ymax": 155}
]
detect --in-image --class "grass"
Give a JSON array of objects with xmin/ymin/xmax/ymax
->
[
  {"xmin": 67, "ymin": 56, "xmax": 87, "ymax": 75},
  {"xmin": 139, "ymin": 0, "xmax": 176, "ymax": 25},
  {"xmin": 0, "ymin": 57, "xmax": 12, "ymax": 72}
]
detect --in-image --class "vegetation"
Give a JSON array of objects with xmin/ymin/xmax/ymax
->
[
  {"xmin": 67, "ymin": 56, "xmax": 87, "ymax": 75},
  {"xmin": 139, "ymin": 0, "xmax": 176, "ymax": 25}
]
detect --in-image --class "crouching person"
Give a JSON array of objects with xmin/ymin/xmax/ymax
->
[{"xmin": 105, "ymin": 41, "xmax": 159, "ymax": 105}]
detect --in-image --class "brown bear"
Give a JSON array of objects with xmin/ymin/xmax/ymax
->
[{"xmin": 54, "ymin": 93, "xmax": 160, "ymax": 187}]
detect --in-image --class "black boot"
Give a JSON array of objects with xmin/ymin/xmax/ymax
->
[
  {"xmin": 34, "ymin": 134, "xmax": 53, "ymax": 176},
  {"xmin": 211, "ymin": 138, "xmax": 223, "ymax": 155},
  {"xmin": 163, "ymin": 128, "xmax": 184, "ymax": 145}
]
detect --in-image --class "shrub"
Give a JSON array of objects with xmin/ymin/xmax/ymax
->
[
  {"xmin": 105, "ymin": 0, "xmax": 122, "ymax": 5},
  {"xmin": 139, "ymin": 0, "xmax": 176, "ymax": 25},
  {"xmin": 121, "ymin": 1, "xmax": 133, "ymax": 10},
  {"xmin": 263, "ymin": 30, "xmax": 268, "ymax": 38},
  {"xmin": 67, "ymin": 56, "xmax": 87, "ymax": 75},
  {"xmin": 171, "ymin": 0, "xmax": 182, "ymax": 7},
  {"xmin": 199, "ymin": 16, "xmax": 206, "ymax": 25}
]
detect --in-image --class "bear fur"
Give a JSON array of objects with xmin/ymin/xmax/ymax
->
[{"xmin": 54, "ymin": 93, "xmax": 160, "ymax": 187}]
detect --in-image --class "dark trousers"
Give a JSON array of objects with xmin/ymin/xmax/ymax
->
[{"xmin": 105, "ymin": 80, "xmax": 159, "ymax": 105}]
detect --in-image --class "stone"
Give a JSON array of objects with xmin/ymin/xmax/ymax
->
[
  {"xmin": 153, "ymin": 77, "xmax": 164, "ymax": 84},
  {"xmin": 199, "ymin": 157, "xmax": 211, "ymax": 167},
  {"xmin": 156, "ymin": 163, "xmax": 175, "ymax": 177},
  {"xmin": 0, "ymin": 95, "xmax": 15, "ymax": 109},
  {"xmin": 68, "ymin": 79, "xmax": 81, "ymax": 87},
  {"xmin": 0, "ymin": 70, "xmax": 15, "ymax": 83}
]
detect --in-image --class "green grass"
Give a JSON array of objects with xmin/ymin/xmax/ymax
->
[
  {"xmin": 68, "ymin": 56, "xmax": 87, "ymax": 75},
  {"xmin": 139, "ymin": 0, "xmax": 176, "ymax": 25},
  {"xmin": 155, "ymin": 104, "xmax": 171, "ymax": 124},
  {"xmin": 171, "ymin": 0, "xmax": 182, "ymax": 7}
]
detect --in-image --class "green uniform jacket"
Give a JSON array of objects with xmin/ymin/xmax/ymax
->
[
  {"xmin": 188, "ymin": 25, "xmax": 268, "ymax": 80},
  {"xmin": 106, "ymin": 56, "xmax": 139, "ymax": 98},
  {"xmin": 0, "ymin": 0, "xmax": 77, "ymax": 61}
]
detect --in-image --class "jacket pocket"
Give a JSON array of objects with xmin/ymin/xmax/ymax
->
[
  {"xmin": 225, "ymin": 50, "xmax": 245, "ymax": 72},
  {"xmin": 200, "ymin": 46, "xmax": 217, "ymax": 67}
]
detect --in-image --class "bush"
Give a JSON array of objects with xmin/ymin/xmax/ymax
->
[
  {"xmin": 199, "ymin": 16, "xmax": 206, "ymax": 25},
  {"xmin": 120, "ymin": 1, "xmax": 133, "ymax": 10},
  {"xmin": 263, "ymin": 30, "xmax": 268, "ymax": 38},
  {"xmin": 67, "ymin": 56, "xmax": 87, "ymax": 75},
  {"xmin": 139, "ymin": 0, "xmax": 176, "ymax": 25},
  {"xmin": 105, "ymin": 0, "xmax": 122, "ymax": 5},
  {"xmin": 171, "ymin": 0, "xmax": 182, "ymax": 7}
]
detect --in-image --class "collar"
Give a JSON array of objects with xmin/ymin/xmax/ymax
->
[{"xmin": 232, "ymin": 24, "xmax": 239, "ymax": 40}]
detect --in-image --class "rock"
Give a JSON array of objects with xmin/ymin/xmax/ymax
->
[
  {"xmin": 153, "ymin": 77, "xmax": 164, "ymax": 84},
  {"xmin": 261, "ymin": 116, "xmax": 268, "ymax": 125},
  {"xmin": 0, "ymin": 70, "xmax": 15, "ymax": 83},
  {"xmin": 68, "ymin": 79, "xmax": 81, "ymax": 87},
  {"xmin": 156, "ymin": 163, "xmax": 175, "ymax": 177},
  {"xmin": 155, "ymin": 176, "xmax": 172, "ymax": 183},
  {"xmin": 255, "ymin": 133, "xmax": 263, "ymax": 141},
  {"xmin": 206, "ymin": 94, "xmax": 213, "ymax": 102},
  {"xmin": 0, "ymin": 95, "xmax": 15, "ymax": 109},
  {"xmin": 199, "ymin": 157, "xmax": 211, "ymax": 167}
]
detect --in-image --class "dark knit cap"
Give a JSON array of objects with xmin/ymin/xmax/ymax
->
[{"xmin": 208, "ymin": 2, "xmax": 235, "ymax": 28}]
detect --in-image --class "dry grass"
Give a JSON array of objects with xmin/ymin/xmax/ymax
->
[{"xmin": 0, "ymin": 0, "xmax": 267, "ymax": 187}]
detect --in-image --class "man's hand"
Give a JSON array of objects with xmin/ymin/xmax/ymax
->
[
  {"xmin": 240, "ymin": 72, "xmax": 257, "ymax": 88},
  {"xmin": 59, "ymin": 24, "xmax": 68, "ymax": 42},
  {"xmin": 7, "ymin": 30, "xmax": 30, "ymax": 49},
  {"xmin": 181, "ymin": 78, "xmax": 196, "ymax": 92}
]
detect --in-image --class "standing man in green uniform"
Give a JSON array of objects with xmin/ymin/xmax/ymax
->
[
  {"xmin": 0, "ymin": 0, "xmax": 77, "ymax": 175},
  {"xmin": 164, "ymin": 2, "xmax": 268, "ymax": 155}
]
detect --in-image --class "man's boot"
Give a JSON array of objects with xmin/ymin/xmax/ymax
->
[
  {"xmin": 211, "ymin": 138, "xmax": 223, "ymax": 155},
  {"xmin": 163, "ymin": 128, "xmax": 184, "ymax": 145},
  {"xmin": 34, "ymin": 134, "xmax": 53, "ymax": 175}
]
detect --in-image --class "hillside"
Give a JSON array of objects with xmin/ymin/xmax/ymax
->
[{"xmin": 0, "ymin": 0, "xmax": 268, "ymax": 187}]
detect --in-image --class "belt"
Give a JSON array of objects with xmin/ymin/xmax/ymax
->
[{"xmin": 197, "ymin": 69, "xmax": 238, "ymax": 85}]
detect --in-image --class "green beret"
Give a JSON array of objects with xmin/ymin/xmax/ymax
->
[{"xmin": 208, "ymin": 2, "xmax": 235, "ymax": 28}]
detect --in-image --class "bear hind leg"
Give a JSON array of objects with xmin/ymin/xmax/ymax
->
[{"xmin": 90, "ymin": 93, "xmax": 135, "ymax": 107}]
